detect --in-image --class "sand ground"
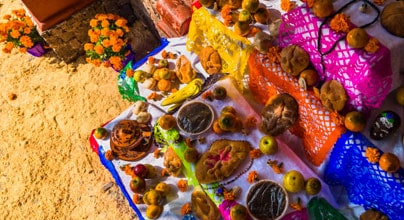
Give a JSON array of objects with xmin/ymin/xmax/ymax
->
[{"xmin": 0, "ymin": 1, "xmax": 137, "ymax": 219}]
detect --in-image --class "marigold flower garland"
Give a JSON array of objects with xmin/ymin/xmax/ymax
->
[
  {"xmin": 84, "ymin": 13, "xmax": 131, "ymax": 71},
  {"xmin": 0, "ymin": 9, "xmax": 44, "ymax": 54}
]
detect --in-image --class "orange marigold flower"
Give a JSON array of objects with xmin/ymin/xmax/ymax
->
[
  {"xmin": 115, "ymin": 18, "xmax": 127, "ymax": 27},
  {"xmin": 24, "ymin": 17, "xmax": 34, "ymax": 27},
  {"xmin": 181, "ymin": 203, "xmax": 192, "ymax": 215},
  {"xmin": 267, "ymin": 159, "xmax": 284, "ymax": 174},
  {"xmin": 112, "ymin": 44, "xmax": 122, "ymax": 53},
  {"xmin": 20, "ymin": 35, "xmax": 33, "ymax": 48},
  {"xmin": 84, "ymin": 43, "xmax": 94, "ymax": 51},
  {"xmin": 100, "ymin": 28, "xmax": 110, "ymax": 37},
  {"xmin": 90, "ymin": 19, "xmax": 98, "ymax": 28},
  {"xmin": 331, "ymin": 111, "xmax": 345, "ymax": 126},
  {"xmin": 249, "ymin": 149, "xmax": 263, "ymax": 159},
  {"xmin": 177, "ymin": 179, "xmax": 188, "ymax": 192},
  {"xmin": 132, "ymin": 193, "xmax": 143, "ymax": 204},
  {"xmin": 23, "ymin": 27, "xmax": 31, "ymax": 34},
  {"xmin": 373, "ymin": 0, "xmax": 385, "ymax": 5},
  {"xmin": 247, "ymin": 170, "xmax": 258, "ymax": 184},
  {"xmin": 306, "ymin": 0, "xmax": 315, "ymax": 7},
  {"xmin": 126, "ymin": 69, "xmax": 134, "ymax": 78},
  {"xmin": 116, "ymin": 28, "xmax": 124, "ymax": 37},
  {"xmin": 105, "ymin": 150, "xmax": 114, "ymax": 160},
  {"xmin": 19, "ymin": 47, "xmax": 27, "ymax": 53},
  {"xmin": 148, "ymin": 56, "xmax": 155, "ymax": 64},
  {"xmin": 330, "ymin": 13, "xmax": 351, "ymax": 33},
  {"xmin": 102, "ymin": 39, "xmax": 111, "ymax": 48},
  {"xmin": 10, "ymin": 29, "xmax": 20, "ymax": 39},
  {"xmin": 202, "ymin": 90, "xmax": 214, "ymax": 101},
  {"xmin": 96, "ymin": 14, "xmax": 108, "ymax": 20},
  {"xmin": 221, "ymin": 5, "xmax": 232, "ymax": 20},
  {"xmin": 364, "ymin": 38, "xmax": 380, "ymax": 54},
  {"xmin": 365, "ymin": 147, "xmax": 380, "ymax": 163},
  {"xmin": 223, "ymin": 188, "xmax": 236, "ymax": 201},
  {"xmin": 91, "ymin": 59, "xmax": 102, "ymax": 67},
  {"xmin": 3, "ymin": 14, "xmax": 11, "ymax": 20},
  {"xmin": 101, "ymin": 19, "xmax": 110, "ymax": 28},
  {"xmin": 94, "ymin": 45, "xmax": 104, "ymax": 55},
  {"xmin": 281, "ymin": 0, "xmax": 296, "ymax": 12},
  {"xmin": 90, "ymin": 35, "xmax": 98, "ymax": 43},
  {"xmin": 290, "ymin": 198, "xmax": 303, "ymax": 211},
  {"xmin": 102, "ymin": 61, "xmax": 111, "ymax": 68},
  {"xmin": 5, "ymin": 41, "xmax": 14, "ymax": 50},
  {"xmin": 161, "ymin": 50, "xmax": 168, "ymax": 59},
  {"xmin": 85, "ymin": 57, "xmax": 92, "ymax": 63}
]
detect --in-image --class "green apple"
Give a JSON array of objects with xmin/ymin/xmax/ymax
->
[
  {"xmin": 134, "ymin": 70, "xmax": 147, "ymax": 83},
  {"xmin": 259, "ymin": 135, "xmax": 278, "ymax": 155}
]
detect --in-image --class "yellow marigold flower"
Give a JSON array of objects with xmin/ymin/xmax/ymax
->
[
  {"xmin": 115, "ymin": 18, "xmax": 127, "ymax": 27},
  {"xmin": 101, "ymin": 19, "xmax": 110, "ymax": 28},
  {"xmin": 10, "ymin": 29, "xmax": 21, "ymax": 39},
  {"xmin": 94, "ymin": 44, "xmax": 104, "ymax": 55},
  {"xmin": 20, "ymin": 35, "xmax": 33, "ymax": 48},
  {"xmin": 330, "ymin": 13, "xmax": 351, "ymax": 33},
  {"xmin": 102, "ymin": 39, "xmax": 111, "ymax": 48},
  {"xmin": 90, "ymin": 19, "xmax": 98, "ymax": 28},
  {"xmin": 23, "ymin": 27, "xmax": 31, "ymax": 34},
  {"xmin": 112, "ymin": 44, "xmax": 122, "ymax": 53},
  {"xmin": 3, "ymin": 14, "xmax": 11, "ymax": 20},
  {"xmin": 364, "ymin": 38, "xmax": 380, "ymax": 54},
  {"xmin": 281, "ymin": 0, "xmax": 296, "ymax": 12},
  {"xmin": 84, "ymin": 43, "xmax": 94, "ymax": 51}
]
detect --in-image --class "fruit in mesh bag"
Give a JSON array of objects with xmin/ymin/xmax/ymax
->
[
  {"xmin": 344, "ymin": 111, "xmax": 367, "ymax": 132},
  {"xmin": 280, "ymin": 45, "xmax": 310, "ymax": 76},
  {"xmin": 320, "ymin": 80, "xmax": 348, "ymax": 112},
  {"xmin": 347, "ymin": 28, "xmax": 369, "ymax": 49},
  {"xmin": 312, "ymin": 0, "xmax": 334, "ymax": 18},
  {"xmin": 379, "ymin": 152, "xmax": 401, "ymax": 173}
]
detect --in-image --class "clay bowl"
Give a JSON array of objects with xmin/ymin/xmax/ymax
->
[
  {"xmin": 176, "ymin": 101, "xmax": 215, "ymax": 136},
  {"xmin": 246, "ymin": 180, "xmax": 289, "ymax": 220}
]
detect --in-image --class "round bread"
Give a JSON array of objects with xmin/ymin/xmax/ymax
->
[
  {"xmin": 110, "ymin": 120, "xmax": 152, "ymax": 161},
  {"xmin": 260, "ymin": 93, "xmax": 299, "ymax": 136},
  {"xmin": 319, "ymin": 80, "xmax": 348, "ymax": 112},
  {"xmin": 381, "ymin": 1, "xmax": 404, "ymax": 38},
  {"xmin": 199, "ymin": 46, "xmax": 222, "ymax": 75},
  {"xmin": 280, "ymin": 45, "xmax": 310, "ymax": 76}
]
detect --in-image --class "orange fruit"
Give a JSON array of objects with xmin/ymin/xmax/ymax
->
[
  {"xmin": 299, "ymin": 69, "xmax": 319, "ymax": 86},
  {"xmin": 313, "ymin": 0, "xmax": 334, "ymax": 18},
  {"xmin": 347, "ymin": 28, "xmax": 369, "ymax": 49},
  {"xmin": 379, "ymin": 152, "xmax": 401, "ymax": 173},
  {"xmin": 159, "ymin": 114, "xmax": 176, "ymax": 130},
  {"xmin": 344, "ymin": 111, "xmax": 366, "ymax": 132},
  {"xmin": 395, "ymin": 86, "xmax": 404, "ymax": 106}
]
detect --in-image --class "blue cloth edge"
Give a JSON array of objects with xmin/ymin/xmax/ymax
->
[{"xmin": 98, "ymin": 146, "xmax": 145, "ymax": 220}]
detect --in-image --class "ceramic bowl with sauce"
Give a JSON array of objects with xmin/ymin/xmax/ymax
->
[
  {"xmin": 246, "ymin": 180, "xmax": 289, "ymax": 220},
  {"xmin": 176, "ymin": 101, "xmax": 215, "ymax": 136}
]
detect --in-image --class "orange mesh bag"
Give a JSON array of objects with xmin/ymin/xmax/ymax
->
[{"xmin": 248, "ymin": 49, "xmax": 345, "ymax": 166}]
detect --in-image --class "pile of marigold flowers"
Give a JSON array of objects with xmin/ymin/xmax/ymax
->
[
  {"xmin": 0, "ymin": 9, "xmax": 44, "ymax": 53},
  {"xmin": 84, "ymin": 13, "xmax": 132, "ymax": 71}
]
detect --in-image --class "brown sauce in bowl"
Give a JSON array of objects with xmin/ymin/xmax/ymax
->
[
  {"xmin": 177, "ymin": 101, "xmax": 214, "ymax": 135},
  {"xmin": 247, "ymin": 180, "xmax": 288, "ymax": 220}
]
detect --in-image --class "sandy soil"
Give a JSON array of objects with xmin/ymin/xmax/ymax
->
[{"xmin": 0, "ymin": 1, "xmax": 138, "ymax": 219}]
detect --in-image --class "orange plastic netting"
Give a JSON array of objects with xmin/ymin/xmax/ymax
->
[{"xmin": 248, "ymin": 49, "xmax": 346, "ymax": 166}]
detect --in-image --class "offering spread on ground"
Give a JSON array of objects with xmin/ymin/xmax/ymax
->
[{"xmin": 89, "ymin": 0, "xmax": 404, "ymax": 219}]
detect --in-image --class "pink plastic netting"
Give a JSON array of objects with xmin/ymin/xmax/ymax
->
[{"xmin": 278, "ymin": 6, "xmax": 393, "ymax": 113}]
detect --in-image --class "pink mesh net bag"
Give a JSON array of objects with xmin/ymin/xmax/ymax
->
[{"xmin": 278, "ymin": 5, "xmax": 393, "ymax": 113}]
